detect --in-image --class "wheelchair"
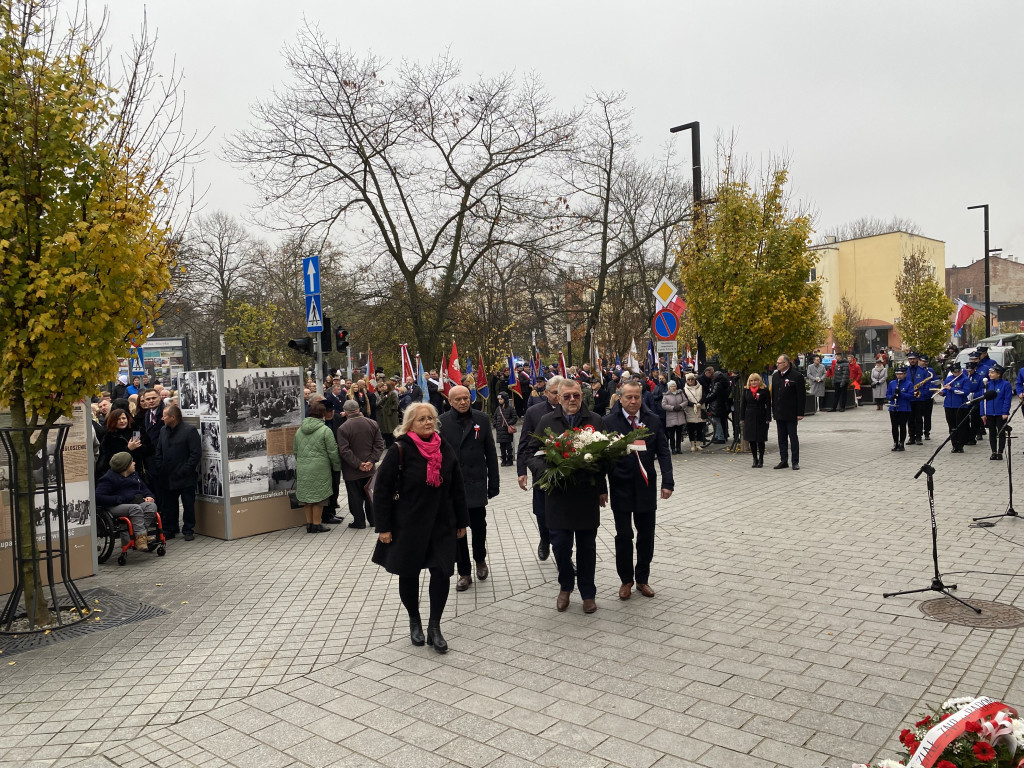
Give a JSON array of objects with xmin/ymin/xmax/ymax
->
[{"xmin": 96, "ymin": 506, "xmax": 167, "ymax": 566}]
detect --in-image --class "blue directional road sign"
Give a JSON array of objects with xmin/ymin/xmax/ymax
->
[
  {"xmin": 305, "ymin": 294, "xmax": 324, "ymax": 333},
  {"xmin": 652, "ymin": 309, "xmax": 679, "ymax": 340},
  {"xmin": 302, "ymin": 255, "xmax": 321, "ymax": 296}
]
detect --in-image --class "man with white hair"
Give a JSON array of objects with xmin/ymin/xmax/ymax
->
[{"xmin": 517, "ymin": 375, "xmax": 563, "ymax": 560}]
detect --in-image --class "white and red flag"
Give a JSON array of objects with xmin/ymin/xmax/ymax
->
[
  {"xmin": 953, "ymin": 299, "xmax": 976, "ymax": 335},
  {"xmin": 447, "ymin": 340, "xmax": 462, "ymax": 387},
  {"xmin": 399, "ymin": 344, "xmax": 415, "ymax": 383}
]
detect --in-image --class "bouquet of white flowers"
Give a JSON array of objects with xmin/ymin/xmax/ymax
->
[{"xmin": 532, "ymin": 424, "xmax": 648, "ymax": 492}]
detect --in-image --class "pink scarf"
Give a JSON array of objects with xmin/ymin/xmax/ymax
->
[{"xmin": 407, "ymin": 432, "xmax": 443, "ymax": 487}]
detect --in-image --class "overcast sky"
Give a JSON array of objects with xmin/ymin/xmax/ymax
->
[{"xmin": 104, "ymin": 0, "xmax": 1024, "ymax": 268}]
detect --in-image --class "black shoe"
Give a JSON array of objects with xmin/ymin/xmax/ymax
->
[
  {"xmin": 892, "ymin": 444, "xmax": 900, "ymax": 452},
  {"xmin": 924, "ymin": 434, "xmax": 930, "ymax": 440},
  {"xmin": 182, "ymin": 532, "xmax": 195, "ymax": 541},
  {"xmin": 309, "ymin": 524, "xmax": 331, "ymax": 533},
  {"xmin": 409, "ymin": 619, "xmax": 425, "ymax": 647},
  {"xmin": 897, "ymin": 443, "xmax": 905, "ymax": 451},
  {"xmin": 323, "ymin": 515, "xmax": 344, "ymax": 524},
  {"xmin": 791, "ymin": 463, "xmax": 800, "ymax": 470},
  {"xmin": 991, "ymin": 453, "xmax": 999, "ymax": 460},
  {"xmin": 164, "ymin": 531, "xmax": 177, "ymax": 540},
  {"xmin": 915, "ymin": 440, "xmax": 924, "ymax": 446},
  {"xmin": 426, "ymin": 622, "xmax": 447, "ymax": 654},
  {"xmin": 966, "ymin": 439, "xmax": 977, "ymax": 445},
  {"xmin": 773, "ymin": 462, "xmax": 788, "ymax": 470},
  {"xmin": 538, "ymin": 541, "xmax": 550, "ymax": 561},
  {"xmin": 996, "ymin": 453, "xmax": 1004, "ymax": 460},
  {"xmin": 348, "ymin": 522, "xmax": 366, "ymax": 529},
  {"xmin": 752, "ymin": 457, "xmax": 759, "ymax": 468}
]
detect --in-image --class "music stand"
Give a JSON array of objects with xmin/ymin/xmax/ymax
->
[
  {"xmin": 883, "ymin": 414, "xmax": 982, "ymax": 613},
  {"xmin": 973, "ymin": 398, "xmax": 1024, "ymax": 525}
]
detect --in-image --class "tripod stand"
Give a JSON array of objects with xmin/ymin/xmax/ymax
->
[
  {"xmin": 883, "ymin": 415, "xmax": 982, "ymax": 613},
  {"xmin": 973, "ymin": 398, "xmax": 1024, "ymax": 525}
]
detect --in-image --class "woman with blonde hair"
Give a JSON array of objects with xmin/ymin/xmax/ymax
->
[
  {"xmin": 372, "ymin": 403, "xmax": 469, "ymax": 653},
  {"xmin": 682, "ymin": 373, "xmax": 705, "ymax": 452},
  {"xmin": 739, "ymin": 372, "xmax": 771, "ymax": 468}
]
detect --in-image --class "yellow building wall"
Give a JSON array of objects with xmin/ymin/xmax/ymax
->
[{"xmin": 813, "ymin": 232, "xmax": 945, "ymax": 327}]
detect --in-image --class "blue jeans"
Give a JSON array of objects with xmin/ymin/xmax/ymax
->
[{"xmin": 549, "ymin": 528, "xmax": 597, "ymax": 599}]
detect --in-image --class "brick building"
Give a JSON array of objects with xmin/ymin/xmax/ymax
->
[{"xmin": 945, "ymin": 253, "xmax": 1024, "ymax": 333}]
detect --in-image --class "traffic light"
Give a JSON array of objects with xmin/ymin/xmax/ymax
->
[
  {"xmin": 288, "ymin": 337, "xmax": 314, "ymax": 357},
  {"xmin": 321, "ymin": 316, "xmax": 332, "ymax": 353},
  {"xmin": 336, "ymin": 328, "xmax": 349, "ymax": 352}
]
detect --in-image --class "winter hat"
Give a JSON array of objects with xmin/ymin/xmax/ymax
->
[{"xmin": 110, "ymin": 452, "xmax": 133, "ymax": 473}]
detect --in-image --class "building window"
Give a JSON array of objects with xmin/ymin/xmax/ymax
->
[
  {"xmin": 965, "ymin": 287, "xmax": 973, "ymax": 295},
  {"xmin": 808, "ymin": 267, "xmax": 816, "ymax": 282}
]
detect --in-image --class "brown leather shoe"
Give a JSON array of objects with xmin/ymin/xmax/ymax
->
[
  {"xmin": 456, "ymin": 575, "xmax": 472, "ymax": 591},
  {"xmin": 636, "ymin": 583, "xmax": 655, "ymax": 598},
  {"xmin": 556, "ymin": 591, "xmax": 570, "ymax": 612},
  {"xmin": 476, "ymin": 562, "xmax": 488, "ymax": 581},
  {"xmin": 582, "ymin": 599, "xmax": 597, "ymax": 614},
  {"xmin": 618, "ymin": 582, "xmax": 633, "ymax": 600}
]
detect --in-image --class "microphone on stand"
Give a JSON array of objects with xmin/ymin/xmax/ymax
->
[{"xmin": 968, "ymin": 389, "xmax": 998, "ymax": 407}]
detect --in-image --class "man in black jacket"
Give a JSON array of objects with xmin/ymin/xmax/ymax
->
[
  {"xmin": 770, "ymin": 355, "xmax": 805, "ymax": 470},
  {"xmin": 153, "ymin": 405, "xmax": 202, "ymax": 539},
  {"xmin": 604, "ymin": 380, "xmax": 673, "ymax": 600},
  {"xmin": 523, "ymin": 379, "xmax": 607, "ymax": 614},
  {"xmin": 440, "ymin": 386, "xmax": 499, "ymax": 591},
  {"xmin": 517, "ymin": 375, "xmax": 563, "ymax": 561}
]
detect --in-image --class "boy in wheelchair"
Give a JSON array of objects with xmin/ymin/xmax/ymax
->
[{"xmin": 95, "ymin": 451, "xmax": 158, "ymax": 551}]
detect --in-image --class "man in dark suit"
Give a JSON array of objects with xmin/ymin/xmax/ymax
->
[
  {"xmin": 153, "ymin": 405, "xmax": 201, "ymax": 540},
  {"xmin": 517, "ymin": 375, "xmax": 563, "ymax": 561},
  {"xmin": 604, "ymin": 380, "xmax": 673, "ymax": 600},
  {"xmin": 524, "ymin": 379, "xmax": 607, "ymax": 614},
  {"xmin": 769, "ymin": 354, "xmax": 805, "ymax": 470},
  {"xmin": 440, "ymin": 386, "xmax": 499, "ymax": 591}
]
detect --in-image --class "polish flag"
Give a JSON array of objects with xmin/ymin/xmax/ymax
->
[
  {"xmin": 439, "ymin": 352, "xmax": 450, "ymax": 397},
  {"xmin": 666, "ymin": 296, "xmax": 686, "ymax": 317},
  {"xmin": 953, "ymin": 299, "xmax": 976, "ymax": 335},
  {"xmin": 366, "ymin": 347, "xmax": 376, "ymax": 391},
  {"xmin": 399, "ymin": 344, "xmax": 415, "ymax": 383},
  {"xmin": 447, "ymin": 340, "xmax": 462, "ymax": 386},
  {"xmin": 558, "ymin": 352, "xmax": 568, "ymax": 378}
]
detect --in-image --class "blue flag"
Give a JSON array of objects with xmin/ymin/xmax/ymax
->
[
  {"xmin": 417, "ymin": 357, "xmax": 430, "ymax": 404},
  {"xmin": 466, "ymin": 358, "xmax": 476, "ymax": 403},
  {"xmin": 646, "ymin": 339, "xmax": 656, "ymax": 375},
  {"xmin": 615, "ymin": 352, "xmax": 621, "ymax": 372}
]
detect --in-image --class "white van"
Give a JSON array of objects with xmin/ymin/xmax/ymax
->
[{"xmin": 953, "ymin": 346, "xmax": 1018, "ymax": 381}]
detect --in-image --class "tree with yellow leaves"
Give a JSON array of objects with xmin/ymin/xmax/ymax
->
[
  {"xmin": 0, "ymin": 1, "xmax": 197, "ymax": 625},
  {"xmin": 894, "ymin": 248, "xmax": 955, "ymax": 359},
  {"xmin": 677, "ymin": 163, "xmax": 823, "ymax": 381}
]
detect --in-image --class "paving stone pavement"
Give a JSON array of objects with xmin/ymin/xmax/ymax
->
[{"xmin": 3, "ymin": 406, "xmax": 1024, "ymax": 767}]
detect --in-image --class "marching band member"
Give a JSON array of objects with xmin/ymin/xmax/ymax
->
[
  {"xmin": 964, "ymin": 359, "xmax": 984, "ymax": 445},
  {"xmin": 918, "ymin": 354, "xmax": 940, "ymax": 440},
  {"xmin": 886, "ymin": 364, "xmax": 914, "ymax": 451},
  {"xmin": 982, "ymin": 364, "xmax": 1013, "ymax": 460},
  {"xmin": 940, "ymin": 361, "xmax": 968, "ymax": 453}
]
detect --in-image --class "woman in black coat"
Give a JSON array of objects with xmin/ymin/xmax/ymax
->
[
  {"xmin": 372, "ymin": 403, "xmax": 469, "ymax": 654},
  {"xmin": 739, "ymin": 373, "xmax": 771, "ymax": 468},
  {"xmin": 97, "ymin": 408, "xmax": 153, "ymax": 478}
]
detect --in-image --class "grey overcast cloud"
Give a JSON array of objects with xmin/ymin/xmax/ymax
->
[{"xmin": 105, "ymin": 0, "xmax": 1023, "ymax": 268}]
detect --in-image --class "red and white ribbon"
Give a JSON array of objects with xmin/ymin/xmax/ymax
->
[{"xmin": 911, "ymin": 697, "xmax": 1018, "ymax": 767}]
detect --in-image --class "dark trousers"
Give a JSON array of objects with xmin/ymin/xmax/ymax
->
[
  {"xmin": 612, "ymin": 507, "xmax": 655, "ymax": 585},
  {"xmin": 944, "ymin": 407, "xmax": 968, "ymax": 449},
  {"xmin": 989, "ymin": 415, "xmax": 1008, "ymax": 454},
  {"xmin": 956, "ymin": 407, "xmax": 973, "ymax": 447},
  {"xmin": 831, "ymin": 384, "xmax": 848, "ymax": 411},
  {"xmin": 456, "ymin": 507, "xmax": 488, "ymax": 575},
  {"xmin": 344, "ymin": 478, "xmax": 373, "ymax": 526},
  {"xmin": 972, "ymin": 407, "xmax": 984, "ymax": 440},
  {"xmin": 531, "ymin": 486, "xmax": 550, "ymax": 546},
  {"xmin": 667, "ymin": 425, "xmax": 684, "ymax": 451},
  {"xmin": 909, "ymin": 401, "xmax": 926, "ymax": 442},
  {"xmin": 776, "ymin": 420, "xmax": 799, "ymax": 465},
  {"xmin": 549, "ymin": 528, "xmax": 597, "ymax": 599},
  {"xmin": 685, "ymin": 422, "xmax": 702, "ymax": 443},
  {"xmin": 923, "ymin": 399, "xmax": 934, "ymax": 436},
  {"xmin": 499, "ymin": 442, "xmax": 513, "ymax": 465},
  {"xmin": 325, "ymin": 470, "xmax": 341, "ymax": 515},
  {"xmin": 890, "ymin": 411, "xmax": 909, "ymax": 445},
  {"xmin": 164, "ymin": 486, "xmax": 196, "ymax": 535}
]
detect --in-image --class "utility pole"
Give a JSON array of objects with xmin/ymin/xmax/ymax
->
[
  {"xmin": 967, "ymin": 204, "xmax": 991, "ymax": 335},
  {"xmin": 669, "ymin": 120, "xmax": 706, "ymax": 370}
]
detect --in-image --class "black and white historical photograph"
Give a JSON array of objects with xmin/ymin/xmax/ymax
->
[
  {"xmin": 227, "ymin": 430, "xmax": 266, "ymax": 461},
  {"xmin": 267, "ymin": 454, "xmax": 296, "ymax": 491},
  {"xmin": 33, "ymin": 482, "xmax": 92, "ymax": 533},
  {"xmin": 196, "ymin": 370, "xmax": 219, "ymax": 416},
  {"xmin": 201, "ymin": 419, "xmax": 222, "ymax": 455},
  {"xmin": 179, "ymin": 371, "xmax": 199, "ymax": 415},
  {"xmin": 224, "ymin": 368, "xmax": 303, "ymax": 432},
  {"xmin": 228, "ymin": 456, "xmax": 270, "ymax": 498},
  {"xmin": 199, "ymin": 456, "xmax": 223, "ymax": 498},
  {"xmin": 0, "ymin": 466, "xmax": 8, "ymax": 491}
]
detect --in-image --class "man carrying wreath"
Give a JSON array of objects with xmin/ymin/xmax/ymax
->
[
  {"xmin": 524, "ymin": 379, "xmax": 607, "ymax": 614},
  {"xmin": 604, "ymin": 380, "xmax": 673, "ymax": 600}
]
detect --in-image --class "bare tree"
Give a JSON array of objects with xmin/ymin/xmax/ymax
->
[
  {"xmin": 226, "ymin": 30, "xmax": 577, "ymax": 367},
  {"xmin": 819, "ymin": 215, "xmax": 922, "ymax": 244}
]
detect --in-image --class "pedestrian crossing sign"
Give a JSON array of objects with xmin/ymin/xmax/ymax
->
[{"xmin": 305, "ymin": 294, "xmax": 323, "ymax": 332}]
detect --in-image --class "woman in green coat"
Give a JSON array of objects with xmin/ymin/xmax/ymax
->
[
  {"xmin": 292, "ymin": 400, "xmax": 341, "ymax": 533},
  {"xmin": 378, "ymin": 380, "xmax": 400, "ymax": 447}
]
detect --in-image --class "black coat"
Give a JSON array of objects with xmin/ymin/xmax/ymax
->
[
  {"xmin": 516, "ymin": 400, "xmax": 556, "ymax": 476},
  {"xmin": 134, "ymin": 404, "xmax": 165, "ymax": 448},
  {"xmin": 153, "ymin": 422, "xmax": 202, "ymax": 490},
  {"xmin": 371, "ymin": 434, "xmax": 470, "ymax": 576},
  {"xmin": 439, "ymin": 409, "xmax": 499, "ymax": 508},
  {"xmin": 492, "ymin": 403, "xmax": 518, "ymax": 445},
  {"xmin": 770, "ymin": 366, "xmax": 805, "ymax": 421},
  {"xmin": 97, "ymin": 426, "xmax": 153, "ymax": 478},
  {"xmin": 604, "ymin": 405, "xmax": 674, "ymax": 515},
  {"xmin": 592, "ymin": 386, "xmax": 611, "ymax": 416},
  {"xmin": 524, "ymin": 406, "xmax": 607, "ymax": 530},
  {"xmin": 739, "ymin": 387, "xmax": 772, "ymax": 442}
]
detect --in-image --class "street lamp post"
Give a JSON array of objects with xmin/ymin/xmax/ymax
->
[
  {"xmin": 670, "ymin": 121, "xmax": 705, "ymax": 369},
  {"xmin": 967, "ymin": 204, "xmax": 992, "ymax": 336}
]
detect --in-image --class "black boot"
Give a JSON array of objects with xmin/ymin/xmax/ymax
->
[
  {"xmin": 752, "ymin": 454, "xmax": 759, "ymax": 468},
  {"xmin": 306, "ymin": 523, "xmax": 313, "ymax": 533},
  {"xmin": 426, "ymin": 621, "xmax": 448, "ymax": 654},
  {"xmin": 409, "ymin": 618, "xmax": 425, "ymax": 647}
]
